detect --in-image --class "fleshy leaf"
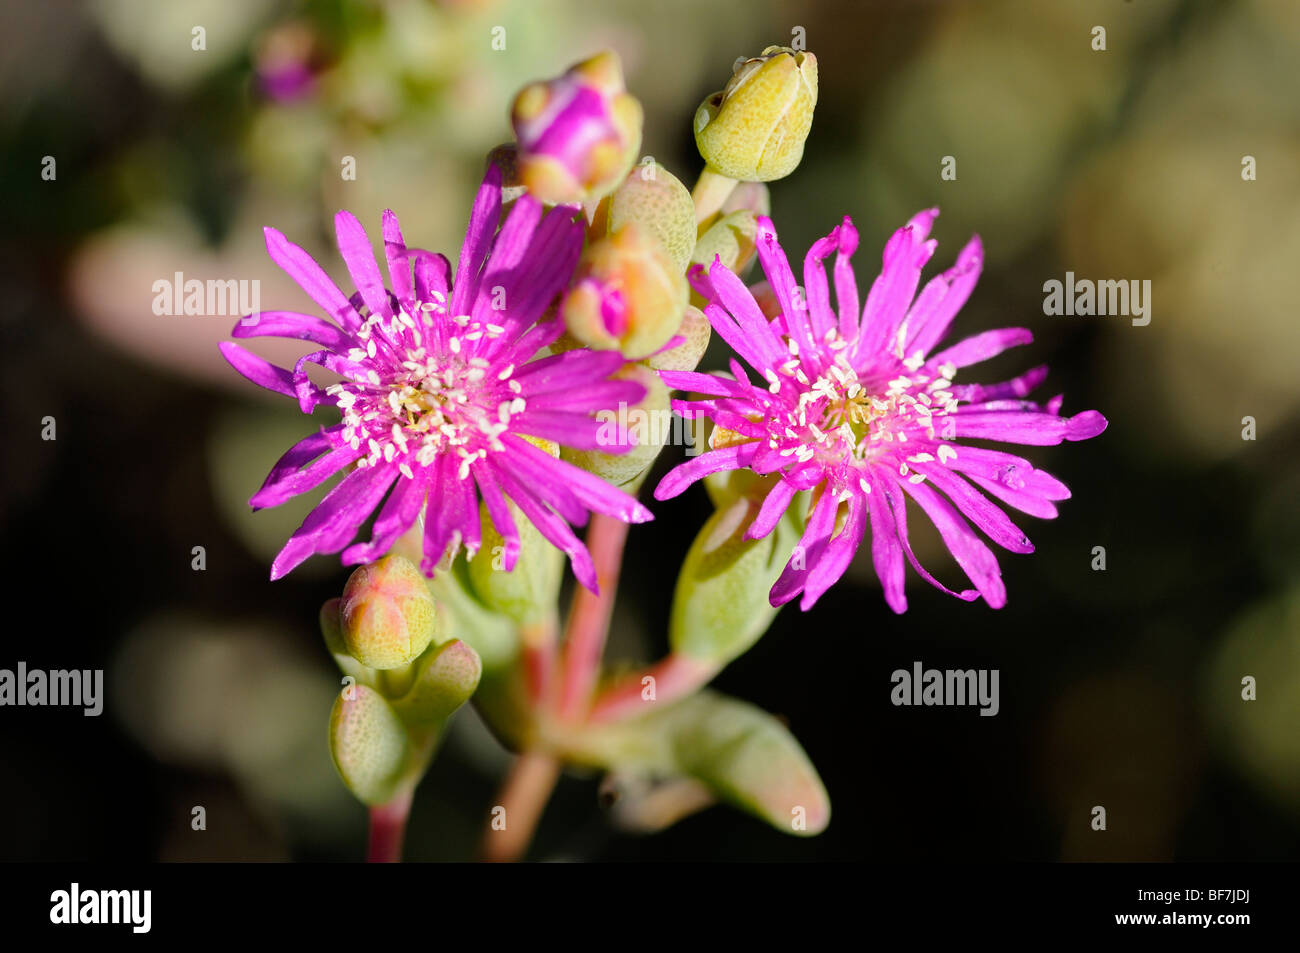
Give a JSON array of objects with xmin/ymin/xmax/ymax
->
[
  {"xmin": 466, "ymin": 500, "xmax": 565, "ymax": 626},
  {"xmin": 391, "ymin": 638, "xmax": 482, "ymax": 727},
  {"xmin": 668, "ymin": 497, "xmax": 803, "ymax": 666},
  {"xmin": 574, "ymin": 690, "xmax": 829, "ymax": 836},
  {"xmin": 328, "ymin": 683, "xmax": 411, "ymax": 806}
]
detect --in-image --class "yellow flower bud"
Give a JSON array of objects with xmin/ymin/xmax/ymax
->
[
  {"xmin": 694, "ymin": 47, "xmax": 818, "ymax": 182},
  {"xmin": 340, "ymin": 555, "xmax": 442, "ymax": 670},
  {"xmin": 561, "ymin": 223, "xmax": 688, "ymax": 360},
  {"xmin": 643, "ymin": 304, "xmax": 711, "ymax": 373},
  {"xmin": 692, "ymin": 209, "xmax": 759, "ymax": 277}
]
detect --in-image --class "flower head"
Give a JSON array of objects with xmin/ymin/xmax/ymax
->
[
  {"xmin": 655, "ymin": 211, "xmax": 1106, "ymax": 612},
  {"xmin": 220, "ymin": 165, "xmax": 652, "ymax": 587}
]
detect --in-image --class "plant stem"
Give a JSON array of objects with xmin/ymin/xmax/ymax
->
[
  {"xmin": 587, "ymin": 652, "xmax": 719, "ymax": 723},
  {"xmin": 556, "ymin": 513, "xmax": 630, "ymax": 722},
  {"xmin": 692, "ymin": 166, "xmax": 739, "ymax": 225},
  {"xmin": 519, "ymin": 612, "xmax": 559, "ymax": 707},
  {"xmin": 481, "ymin": 751, "xmax": 561, "ymax": 863},
  {"xmin": 366, "ymin": 789, "xmax": 414, "ymax": 863}
]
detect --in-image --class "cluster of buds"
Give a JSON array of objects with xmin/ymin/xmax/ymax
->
[
  {"xmin": 323, "ymin": 556, "xmax": 481, "ymax": 806},
  {"xmin": 504, "ymin": 47, "xmax": 817, "ymax": 494}
]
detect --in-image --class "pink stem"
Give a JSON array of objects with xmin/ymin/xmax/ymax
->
[
  {"xmin": 481, "ymin": 752, "xmax": 561, "ymax": 863},
  {"xmin": 519, "ymin": 614, "xmax": 558, "ymax": 707},
  {"xmin": 587, "ymin": 652, "xmax": 719, "ymax": 723},
  {"xmin": 366, "ymin": 789, "xmax": 413, "ymax": 863},
  {"xmin": 556, "ymin": 514, "xmax": 630, "ymax": 722}
]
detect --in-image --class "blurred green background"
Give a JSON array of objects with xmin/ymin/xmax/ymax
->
[{"xmin": 2, "ymin": 0, "xmax": 1297, "ymax": 861}]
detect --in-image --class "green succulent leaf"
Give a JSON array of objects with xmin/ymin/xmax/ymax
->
[
  {"xmin": 466, "ymin": 500, "xmax": 565, "ymax": 627},
  {"xmin": 669, "ymin": 497, "xmax": 804, "ymax": 667},
  {"xmin": 328, "ymin": 683, "xmax": 411, "ymax": 806},
  {"xmin": 391, "ymin": 638, "xmax": 482, "ymax": 727},
  {"xmin": 573, "ymin": 690, "xmax": 829, "ymax": 836}
]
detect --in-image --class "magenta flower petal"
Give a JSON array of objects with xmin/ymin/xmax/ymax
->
[
  {"xmin": 231, "ymin": 311, "xmax": 355, "ymax": 352},
  {"xmin": 223, "ymin": 165, "xmax": 653, "ymax": 585},
  {"xmin": 334, "ymin": 210, "xmax": 394, "ymax": 321},
  {"xmin": 263, "ymin": 227, "xmax": 362, "ymax": 331},
  {"xmin": 655, "ymin": 208, "xmax": 1106, "ymax": 611}
]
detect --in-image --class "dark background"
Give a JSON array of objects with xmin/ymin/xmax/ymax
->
[{"xmin": 2, "ymin": 0, "xmax": 1297, "ymax": 861}]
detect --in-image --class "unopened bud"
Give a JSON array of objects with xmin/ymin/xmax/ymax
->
[
  {"xmin": 511, "ymin": 51, "xmax": 643, "ymax": 205},
  {"xmin": 561, "ymin": 223, "xmax": 688, "ymax": 360},
  {"xmin": 692, "ymin": 210, "xmax": 759, "ymax": 278},
  {"xmin": 643, "ymin": 304, "xmax": 711, "ymax": 373},
  {"xmin": 562, "ymin": 364, "xmax": 670, "ymax": 486},
  {"xmin": 340, "ymin": 555, "xmax": 441, "ymax": 670},
  {"xmin": 694, "ymin": 47, "xmax": 817, "ymax": 182}
]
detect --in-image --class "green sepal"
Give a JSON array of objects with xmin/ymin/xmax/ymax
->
[{"xmin": 607, "ymin": 161, "xmax": 696, "ymax": 274}]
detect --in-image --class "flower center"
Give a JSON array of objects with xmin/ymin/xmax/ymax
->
[
  {"xmin": 760, "ymin": 330, "xmax": 962, "ymax": 473},
  {"xmin": 327, "ymin": 306, "xmax": 524, "ymax": 480}
]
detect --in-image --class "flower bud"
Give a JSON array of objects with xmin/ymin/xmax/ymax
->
[
  {"xmin": 562, "ymin": 364, "xmax": 670, "ymax": 487},
  {"xmin": 643, "ymin": 304, "xmax": 711, "ymax": 373},
  {"xmin": 606, "ymin": 161, "xmax": 696, "ymax": 274},
  {"xmin": 511, "ymin": 51, "xmax": 643, "ymax": 206},
  {"xmin": 340, "ymin": 555, "xmax": 442, "ymax": 670},
  {"xmin": 391, "ymin": 639, "xmax": 482, "ymax": 728},
  {"xmin": 561, "ymin": 223, "xmax": 688, "ymax": 360},
  {"xmin": 694, "ymin": 47, "xmax": 817, "ymax": 182}
]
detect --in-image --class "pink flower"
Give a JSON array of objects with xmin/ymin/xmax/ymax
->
[
  {"xmin": 220, "ymin": 165, "xmax": 652, "ymax": 586},
  {"xmin": 655, "ymin": 211, "xmax": 1106, "ymax": 612}
]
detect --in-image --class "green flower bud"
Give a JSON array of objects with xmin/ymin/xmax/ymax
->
[
  {"xmin": 328, "ymin": 683, "xmax": 411, "ymax": 806},
  {"xmin": 321, "ymin": 597, "xmax": 372, "ymax": 684},
  {"xmin": 511, "ymin": 51, "xmax": 643, "ymax": 206},
  {"xmin": 561, "ymin": 223, "xmax": 688, "ymax": 360},
  {"xmin": 606, "ymin": 161, "xmax": 696, "ymax": 274},
  {"xmin": 340, "ymin": 555, "xmax": 442, "ymax": 670},
  {"xmin": 694, "ymin": 47, "xmax": 818, "ymax": 182},
  {"xmin": 643, "ymin": 304, "xmax": 711, "ymax": 373},
  {"xmin": 562, "ymin": 364, "xmax": 670, "ymax": 487}
]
